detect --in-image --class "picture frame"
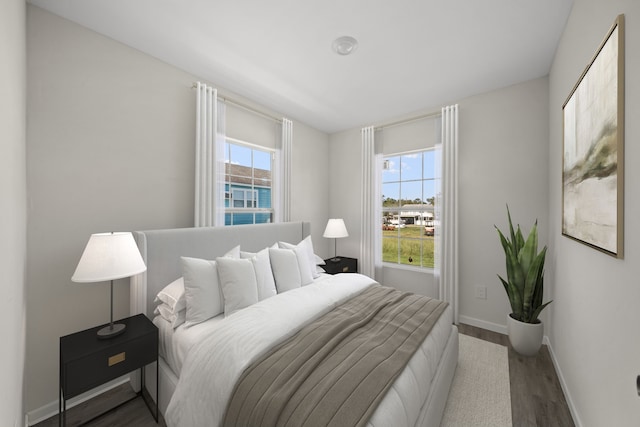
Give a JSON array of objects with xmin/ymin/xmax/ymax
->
[{"xmin": 562, "ymin": 14, "xmax": 625, "ymax": 258}]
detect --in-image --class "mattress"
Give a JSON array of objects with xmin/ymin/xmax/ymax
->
[
  {"xmin": 154, "ymin": 313, "xmax": 226, "ymax": 375},
  {"xmin": 161, "ymin": 273, "xmax": 453, "ymax": 427},
  {"xmin": 153, "ymin": 272, "xmax": 334, "ymax": 375}
]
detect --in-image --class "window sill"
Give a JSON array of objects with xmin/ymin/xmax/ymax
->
[{"xmin": 382, "ymin": 262, "xmax": 435, "ymax": 274}]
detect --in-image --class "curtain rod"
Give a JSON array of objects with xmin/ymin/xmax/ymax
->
[
  {"xmin": 192, "ymin": 83, "xmax": 283, "ymax": 123},
  {"xmin": 374, "ymin": 111, "xmax": 441, "ymax": 131}
]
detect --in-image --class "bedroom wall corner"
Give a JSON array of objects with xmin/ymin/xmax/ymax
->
[
  {"xmin": 547, "ymin": 1, "xmax": 640, "ymax": 425},
  {"xmin": 26, "ymin": 5, "xmax": 198, "ymax": 414},
  {"xmin": 25, "ymin": 5, "xmax": 331, "ymax": 417},
  {"xmin": 327, "ymin": 78, "xmax": 550, "ymax": 309},
  {"xmin": 327, "ymin": 128, "xmax": 362, "ymax": 261},
  {"xmin": 0, "ymin": 0, "xmax": 27, "ymax": 426},
  {"xmin": 457, "ymin": 76, "xmax": 550, "ymax": 332},
  {"xmin": 289, "ymin": 123, "xmax": 331, "ymax": 257}
]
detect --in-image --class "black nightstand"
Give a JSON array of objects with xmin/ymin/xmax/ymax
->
[
  {"xmin": 323, "ymin": 256, "xmax": 358, "ymax": 274},
  {"xmin": 59, "ymin": 313, "xmax": 158, "ymax": 426}
]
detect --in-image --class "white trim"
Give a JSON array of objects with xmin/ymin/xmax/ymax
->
[
  {"xmin": 226, "ymin": 136, "xmax": 276, "ymax": 154},
  {"xmin": 384, "ymin": 146, "xmax": 437, "ymax": 158},
  {"xmin": 382, "ymin": 262, "xmax": 435, "ymax": 274},
  {"xmin": 458, "ymin": 315, "xmax": 508, "ymax": 335},
  {"xmin": 459, "ymin": 315, "xmax": 554, "ymax": 345},
  {"xmin": 545, "ymin": 338, "xmax": 582, "ymax": 427},
  {"xmin": 26, "ymin": 375, "xmax": 130, "ymax": 426}
]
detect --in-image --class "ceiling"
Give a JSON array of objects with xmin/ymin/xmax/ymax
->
[{"xmin": 28, "ymin": 0, "xmax": 573, "ymax": 134}]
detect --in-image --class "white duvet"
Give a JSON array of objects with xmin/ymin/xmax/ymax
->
[{"xmin": 165, "ymin": 274, "xmax": 452, "ymax": 427}]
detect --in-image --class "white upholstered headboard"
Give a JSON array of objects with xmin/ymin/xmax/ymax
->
[{"xmin": 129, "ymin": 221, "xmax": 311, "ymax": 317}]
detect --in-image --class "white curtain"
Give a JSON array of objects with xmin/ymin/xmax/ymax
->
[
  {"xmin": 194, "ymin": 82, "xmax": 226, "ymax": 227},
  {"xmin": 275, "ymin": 117, "xmax": 293, "ymax": 223},
  {"xmin": 215, "ymin": 100, "xmax": 226, "ymax": 226},
  {"xmin": 360, "ymin": 126, "xmax": 383, "ymax": 280},
  {"xmin": 435, "ymin": 104, "xmax": 459, "ymax": 323}
]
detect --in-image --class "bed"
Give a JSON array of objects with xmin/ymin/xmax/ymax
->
[{"xmin": 129, "ymin": 221, "xmax": 458, "ymax": 427}]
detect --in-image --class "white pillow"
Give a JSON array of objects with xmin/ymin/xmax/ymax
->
[
  {"xmin": 269, "ymin": 248, "xmax": 304, "ymax": 292},
  {"xmin": 279, "ymin": 236, "xmax": 320, "ymax": 279},
  {"xmin": 240, "ymin": 247, "xmax": 277, "ymax": 301},
  {"xmin": 180, "ymin": 246, "xmax": 240, "ymax": 327},
  {"xmin": 181, "ymin": 257, "xmax": 224, "ymax": 327},
  {"xmin": 154, "ymin": 277, "xmax": 186, "ymax": 313},
  {"xmin": 216, "ymin": 257, "xmax": 259, "ymax": 316},
  {"xmin": 274, "ymin": 246, "xmax": 313, "ymax": 286},
  {"xmin": 315, "ymin": 254, "xmax": 326, "ymax": 266},
  {"xmin": 154, "ymin": 304, "xmax": 186, "ymax": 329},
  {"xmin": 225, "ymin": 245, "xmax": 241, "ymax": 259},
  {"xmin": 293, "ymin": 246, "xmax": 314, "ymax": 285}
]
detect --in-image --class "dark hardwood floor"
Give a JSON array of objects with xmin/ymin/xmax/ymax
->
[
  {"xmin": 35, "ymin": 386, "xmax": 166, "ymax": 427},
  {"xmin": 458, "ymin": 323, "xmax": 574, "ymax": 427},
  {"xmin": 36, "ymin": 324, "xmax": 574, "ymax": 427}
]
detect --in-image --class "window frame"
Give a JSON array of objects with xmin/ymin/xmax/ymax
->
[
  {"xmin": 224, "ymin": 137, "xmax": 275, "ymax": 226},
  {"xmin": 381, "ymin": 148, "xmax": 437, "ymax": 270}
]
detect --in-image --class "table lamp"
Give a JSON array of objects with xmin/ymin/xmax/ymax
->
[
  {"xmin": 323, "ymin": 218, "xmax": 349, "ymax": 261},
  {"xmin": 72, "ymin": 232, "xmax": 146, "ymax": 339}
]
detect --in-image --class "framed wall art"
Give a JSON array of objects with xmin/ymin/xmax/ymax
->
[{"xmin": 562, "ymin": 14, "xmax": 625, "ymax": 258}]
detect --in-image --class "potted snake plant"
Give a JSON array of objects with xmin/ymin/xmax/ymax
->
[{"xmin": 495, "ymin": 206, "xmax": 552, "ymax": 356}]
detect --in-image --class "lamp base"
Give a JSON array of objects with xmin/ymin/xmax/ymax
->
[
  {"xmin": 329, "ymin": 257, "xmax": 342, "ymax": 262},
  {"xmin": 97, "ymin": 323, "xmax": 126, "ymax": 339}
]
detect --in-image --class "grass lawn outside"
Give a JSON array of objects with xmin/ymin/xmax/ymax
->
[{"xmin": 382, "ymin": 225, "xmax": 435, "ymax": 268}]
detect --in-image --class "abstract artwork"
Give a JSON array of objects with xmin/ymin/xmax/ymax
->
[{"xmin": 562, "ymin": 14, "xmax": 624, "ymax": 258}]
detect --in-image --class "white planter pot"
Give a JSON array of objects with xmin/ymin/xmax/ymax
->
[{"xmin": 507, "ymin": 314, "xmax": 544, "ymax": 356}]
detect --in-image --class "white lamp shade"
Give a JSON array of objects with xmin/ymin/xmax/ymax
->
[
  {"xmin": 323, "ymin": 219, "xmax": 349, "ymax": 239},
  {"xmin": 72, "ymin": 232, "xmax": 147, "ymax": 283}
]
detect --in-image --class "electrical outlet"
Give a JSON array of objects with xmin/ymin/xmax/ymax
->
[{"xmin": 475, "ymin": 286, "xmax": 487, "ymax": 299}]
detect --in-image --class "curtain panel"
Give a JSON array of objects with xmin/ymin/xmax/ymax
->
[
  {"xmin": 194, "ymin": 82, "xmax": 226, "ymax": 227},
  {"xmin": 275, "ymin": 118, "xmax": 293, "ymax": 223},
  {"xmin": 360, "ymin": 126, "xmax": 382, "ymax": 280},
  {"xmin": 435, "ymin": 104, "xmax": 459, "ymax": 323}
]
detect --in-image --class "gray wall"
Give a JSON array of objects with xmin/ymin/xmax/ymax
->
[
  {"xmin": 548, "ymin": 1, "xmax": 640, "ymax": 425},
  {"xmin": 26, "ymin": 5, "xmax": 328, "ymax": 415},
  {"xmin": 28, "ymin": 1, "xmax": 640, "ymax": 424},
  {"xmin": 458, "ymin": 77, "xmax": 550, "ymax": 331},
  {"xmin": 328, "ymin": 77, "xmax": 550, "ymax": 322},
  {"xmin": 0, "ymin": 0, "xmax": 27, "ymax": 426}
]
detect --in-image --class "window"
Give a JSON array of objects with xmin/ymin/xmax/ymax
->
[
  {"xmin": 382, "ymin": 149, "xmax": 437, "ymax": 268},
  {"xmin": 224, "ymin": 139, "xmax": 274, "ymax": 225},
  {"xmin": 232, "ymin": 189, "xmax": 258, "ymax": 208}
]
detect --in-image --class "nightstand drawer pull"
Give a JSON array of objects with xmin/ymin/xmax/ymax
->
[{"xmin": 108, "ymin": 352, "xmax": 126, "ymax": 366}]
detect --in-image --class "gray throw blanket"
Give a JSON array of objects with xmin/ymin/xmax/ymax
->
[{"xmin": 223, "ymin": 285, "xmax": 449, "ymax": 427}]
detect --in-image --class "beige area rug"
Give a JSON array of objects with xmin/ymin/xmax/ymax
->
[{"xmin": 440, "ymin": 334, "xmax": 512, "ymax": 427}]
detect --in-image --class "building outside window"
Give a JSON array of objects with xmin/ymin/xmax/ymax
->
[
  {"xmin": 225, "ymin": 139, "xmax": 274, "ymax": 225},
  {"xmin": 382, "ymin": 148, "xmax": 437, "ymax": 268}
]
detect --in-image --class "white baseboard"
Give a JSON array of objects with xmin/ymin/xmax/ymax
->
[
  {"xmin": 544, "ymin": 339, "xmax": 582, "ymax": 427},
  {"xmin": 26, "ymin": 375, "xmax": 130, "ymax": 426},
  {"xmin": 458, "ymin": 315, "xmax": 508, "ymax": 335},
  {"xmin": 459, "ymin": 315, "xmax": 556, "ymax": 347}
]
